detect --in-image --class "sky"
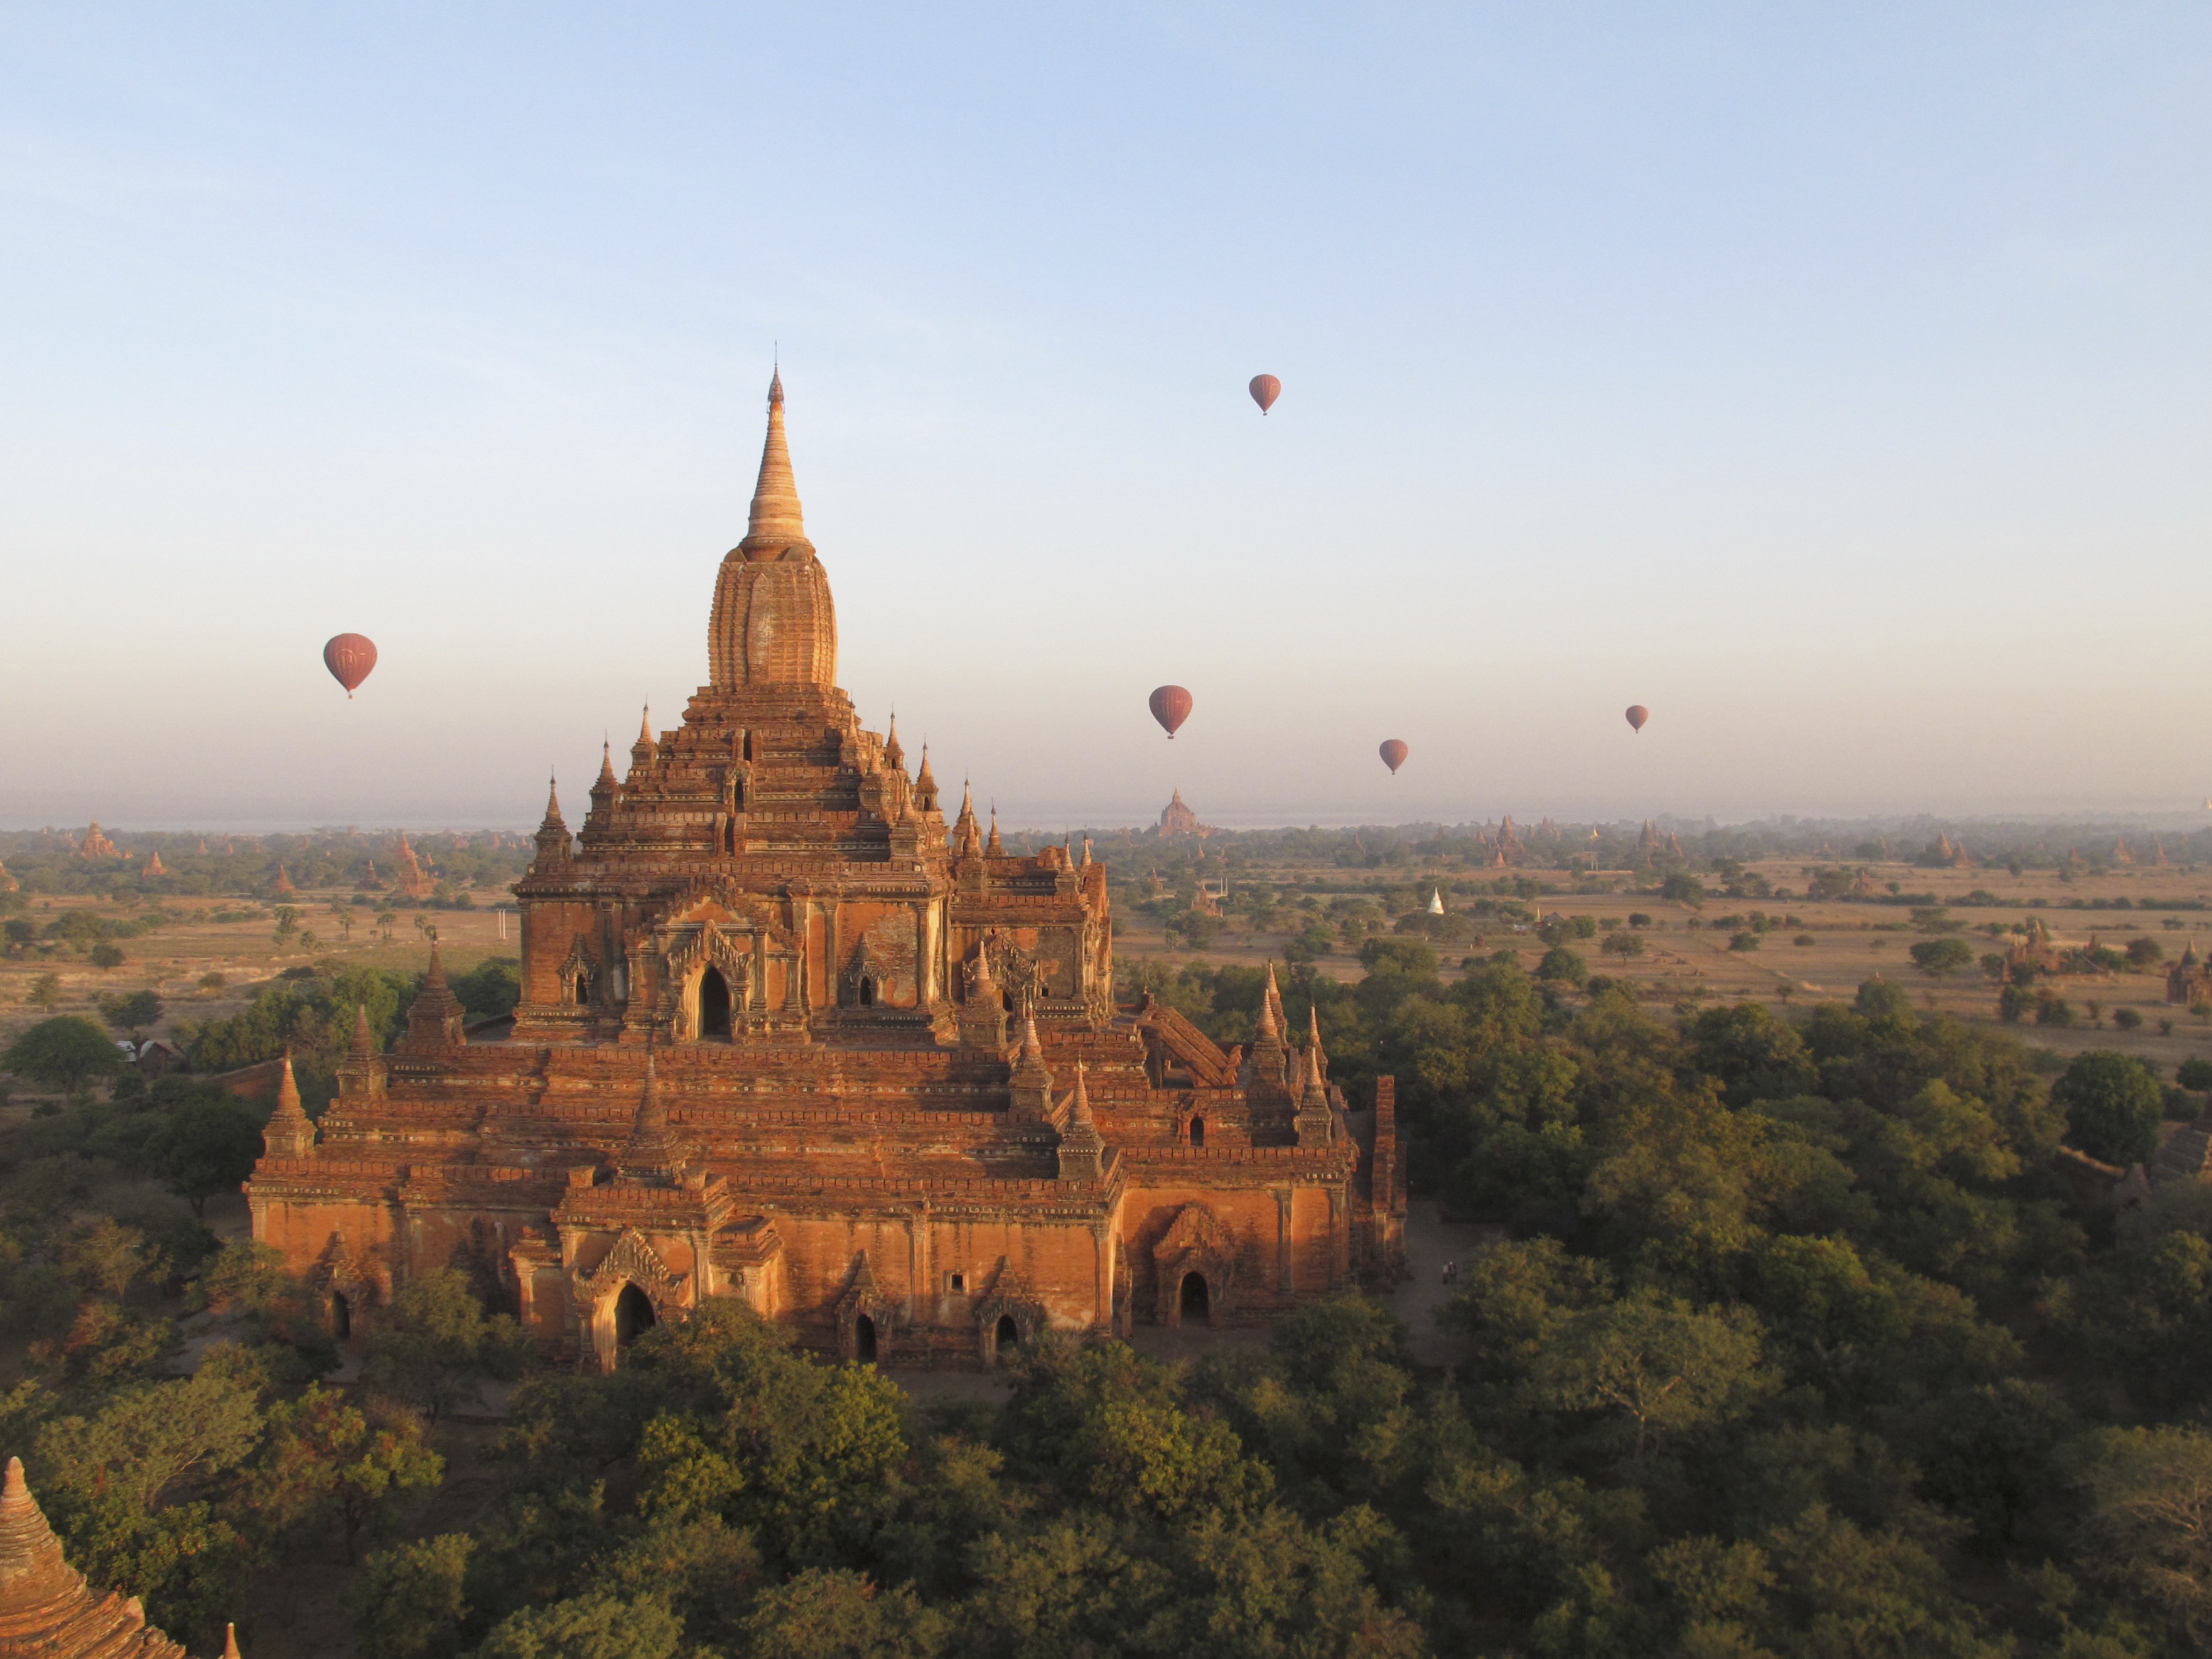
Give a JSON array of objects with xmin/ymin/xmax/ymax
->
[{"xmin": 3, "ymin": 4, "xmax": 2209, "ymax": 832}]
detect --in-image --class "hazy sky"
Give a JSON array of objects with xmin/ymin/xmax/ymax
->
[{"xmin": 4, "ymin": 6, "xmax": 2209, "ymax": 831}]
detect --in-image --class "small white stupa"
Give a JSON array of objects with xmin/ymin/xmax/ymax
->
[{"xmin": 1427, "ymin": 887, "xmax": 1445, "ymax": 916}]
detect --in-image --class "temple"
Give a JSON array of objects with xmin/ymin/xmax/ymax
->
[
  {"xmin": 0, "ymin": 1456, "xmax": 217, "ymax": 1659},
  {"xmin": 247, "ymin": 374, "xmax": 1405, "ymax": 1371}
]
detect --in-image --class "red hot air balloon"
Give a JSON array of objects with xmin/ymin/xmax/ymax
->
[
  {"xmin": 1248, "ymin": 374, "xmax": 1281, "ymax": 415},
  {"xmin": 1149, "ymin": 685, "xmax": 1194, "ymax": 738},
  {"xmin": 324, "ymin": 634, "xmax": 377, "ymax": 698},
  {"xmin": 1625, "ymin": 705, "xmax": 1649, "ymax": 733},
  {"xmin": 1379, "ymin": 739, "xmax": 1409, "ymax": 775}
]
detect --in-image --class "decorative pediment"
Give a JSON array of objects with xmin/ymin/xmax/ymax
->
[
  {"xmin": 1152, "ymin": 1202, "xmax": 1237, "ymax": 1267},
  {"xmin": 662, "ymin": 922, "xmax": 756, "ymax": 993},
  {"xmin": 558, "ymin": 936, "xmax": 599, "ymax": 998},
  {"xmin": 833, "ymin": 1251, "xmax": 897, "ymax": 1361},
  {"xmin": 660, "ymin": 880, "xmax": 796, "ymax": 948},
  {"xmin": 572, "ymin": 1227, "xmax": 689, "ymax": 1316},
  {"xmin": 312, "ymin": 1232, "xmax": 378, "ymax": 1305}
]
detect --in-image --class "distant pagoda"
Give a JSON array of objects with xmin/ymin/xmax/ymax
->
[{"xmin": 1150, "ymin": 789, "xmax": 1214, "ymax": 840}]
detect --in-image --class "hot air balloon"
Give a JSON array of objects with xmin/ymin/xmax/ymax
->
[
  {"xmin": 1379, "ymin": 739, "xmax": 1408, "ymax": 775},
  {"xmin": 1624, "ymin": 705, "xmax": 1649, "ymax": 733},
  {"xmin": 324, "ymin": 634, "xmax": 377, "ymax": 699},
  {"xmin": 1149, "ymin": 685, "xmax": 1194, "ymax": 738},
  {"xmin": 1248, "ymin": 374, "xmax": 1281, "ymax": 415}
]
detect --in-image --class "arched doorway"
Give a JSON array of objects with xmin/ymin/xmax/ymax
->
[
  {"xmin": 699, "ymin": 968, "xmax": 732, "ymax": 1038},
  {"xmin": 1189, "ymin": 1116, "xmax": 1206, "ymax": 1148},
  {"xmin": 1179, "ymin": 1272, "xmax": 1210, "ymax": 1325},
  {"xmin": 614, "ymin": 1283, "xmax": 657, "ymax": 1349},
  {"xmin": 858, "ymin": 977, "xmax": 875, "ymax": 1007},
  {"xmin": 853, "ymin": 1314, "xmax": 878, "ymax": 1362},
  {"xmin": 994, "ymin": 1314, "xmax": 1020, "ymax": 1359},
  {"xmin": 330, "ymin": 1290, "xmax": 351, "ymax": 1339}
]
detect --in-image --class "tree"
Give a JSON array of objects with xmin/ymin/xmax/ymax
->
[
  {"xmin": 2074, "ymin": 1424, "xmax": 2212, "ymax": 1648},
  {"xmin": 198, "ymin": 971, "xmax": 227, "ymax": 993},
  {"xmin": 477, "ymin": 1594, "xmax": 686, "ymax": 1659},
  {"xmin": 4, "ymin": 1015, "xmax": 124, "ymax": 1097},
  {"xmin": 150, "ymin": 1087, "xmax": 266, "ymax": 1216},
  {"xmin": 88, "ymin": 943, "xmax": 126, "ymax": 972},
  {"xmin": 27, "ymin": 972, "xmax": 63, "ymax": 1011},
  {"xmin": 1910, "ymin": 938, "xmax": 1976, "ymax": 978},
  {"xmin": 1536, "ymin": 946, "xmax": 1589, "ymax": 987},
  {"xmin": 2053, "ymin": 1050, "xmax": 2164, "ymax": 1166},
  {"xmin": 250, "ymin": 1386, "xmax": 443, "ymax": 1562},
  {"xmin": 352, "ymin": 1533, "xmax": 474, "ymax": 1659},
  {"xmin": 1602, "ymin": 931, "xmax": 1645, "ymax": 964},
  {"xmin": 1536, "ymin": 1290, "xmax": 1774, "ymax": 1466},
  {"xmin": 361, "ymin": 1267, "xmax": 533, "ymax": 1421},
  {"xmin": 272, "ymin": 906, "xmax": 301, "ymax": 946},
  {"xmin": 1662, "ymin": 873, "xmax": 1707, "ymax": 907},
  {"xmin": 1728, "ymin": 931, "xmax": 1760, "ymax": 952},
  {"xmin": 98, "ymin": 990, "xmax": 164, "ymax": 1040},
  {"xmin": 2181, "ymin": 1059, "xmax": 2212, "ymax": 1093},
  {"xmin": 2127, "ymin": 936, "xmax": 2166, "ymax": 966}
]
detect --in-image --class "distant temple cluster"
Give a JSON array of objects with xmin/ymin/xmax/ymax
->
[{"xmin": 247, "ymin": 375, "xmax": 1405, "ymax": 1373}]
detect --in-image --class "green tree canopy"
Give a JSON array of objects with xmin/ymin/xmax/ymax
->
[
  {"xmin": 4, "ymin": 1016, "xmax": 123, "ymax": 1095},
  {"xmin": 2054, "ymin": 1050, "xmax": 2164, "ymax": 1166}
]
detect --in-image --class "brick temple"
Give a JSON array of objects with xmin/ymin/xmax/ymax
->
[{"xmin": 247, "ymin": 374, "xmax": 1405, "ymax": 1371}]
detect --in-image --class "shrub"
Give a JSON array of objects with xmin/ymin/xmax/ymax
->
[
  {"xmin": 1728, "ymin": 932, "xmax": 1760, "ymax": 953},
  {"xmin": 2113, "ymin": 1007, "xmax": 2144, "ymax": 1032},
  {"xmin": 1535, "ymin": 947, "xmax": 1589, "ymax": 988}
]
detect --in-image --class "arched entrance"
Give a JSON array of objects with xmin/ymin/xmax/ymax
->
[
  {"xmin": 614, "ymin": 1283, "xmax": 657, "ymax": 1349},
  {"xmin": 699, "ymin": 968, "xmax": 732, "ymax": 1038},
  {"xmin": 853, "ymin": 1314, "xmax": 878, "ymax": 1362},
  {"xmin": 330, "ymin": 1291, "xmax": 351, "ymax": 1339},
  {"xmin": 1179, "ymin": 1272, "xmax": 1210, "ymax": 1324},
  {"xmin": 994, "ymin": 1313, "xmax": 1019, "ymax": 1358},
  {"xmin": 1189, "ymin": 1116, "xmax": 1206, "ymax": 1148}
]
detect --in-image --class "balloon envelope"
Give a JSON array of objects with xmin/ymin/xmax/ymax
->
[
  {"xmin": 1149, "ymin": 684, "xmax": 1194, "ymax": 738},
  {"xmin": 324, "ymin": 634, "xmax": 377, "ymax": 698},
  {"xmin": 1248, "ymin": 374, "xmax": 1281, "ymax": 414},
  {"xmin": 1379, "ymin": 738, "xmax": 1408, "ymax": 774},
  {"xmin": 1625, "ymin": 705, "xmax": 1649, "ymax": 732}
]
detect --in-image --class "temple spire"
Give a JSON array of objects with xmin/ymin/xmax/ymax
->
[
  {"xmin": 986, "ymin": 806, "xmax": 1003, "ymax": 857},
  {"xmin": 352, "ymin": 1002, "xmax": 374, "ymax": 1057},
  {"xmin": 622, "ymin": 1046, "xmax": 682, "ymax": 1180},
  {"xmin": 914, "ymin": 745, "xmax": 940, "ymax": 813},
  {"xmin": 1057, "ymin": 1062, "xmax": 1104, "ymax": 1181},
  {"xmin": 264, "ymin": 1052, "xmax": 315, "ymax": 1158},
  {"xmin": 739, "ymin": 369, "xmax": 809, "ymax": 561}
]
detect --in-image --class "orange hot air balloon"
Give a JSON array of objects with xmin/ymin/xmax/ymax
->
[
  {"xmin": 1149, "ymin": 685, "xmax": 1194, "ymax": 738},
  {"xmin": 1248, "ymin": 374, "xmax": 1281, "ymax": 414},
  {"xmin": 1379, "ymin": 739, "xmax": 1409, "ymax": 775},
  {"xmin": 324, "ymin": 634, "xmax": 377, "ymax": 698},
  {"xmin": 1625, "ymin": 705, "xmax": 1649, "ymax": 733}
]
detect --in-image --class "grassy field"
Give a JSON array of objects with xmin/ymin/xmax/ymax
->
[
  {"xmin": 1114, "ymin": 856, "xmax": 2212, "ymax": 1076},
  {"xmin": 0, "ymin": 894, "xmax": 520, "ymax": 1062}
]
